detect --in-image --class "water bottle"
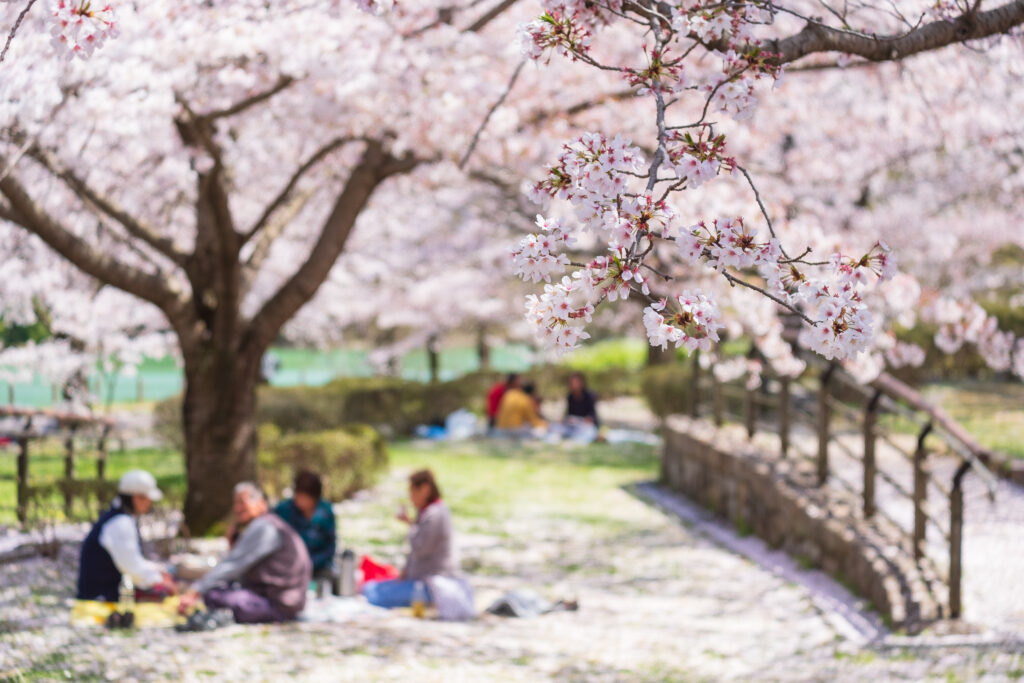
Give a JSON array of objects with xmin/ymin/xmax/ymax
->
[
  {"xmin": 411, "ymin": 581, "xmax": 427, "ymax": 619},
  {"xmin": 339, "ymin": 549, "xmax": 356, "ymax": 597},
  {"xmin": 118, "ymin": 574, "xmax": 135, "ymax": 621}
]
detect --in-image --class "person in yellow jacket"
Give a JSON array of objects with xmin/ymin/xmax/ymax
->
[{"xmin": 495, "ymin": 382, "xmax": 547, "ymax": 433}]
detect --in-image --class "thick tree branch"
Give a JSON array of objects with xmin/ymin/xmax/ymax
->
[
  {"xmin": 244, "ymin": 141, "xmax": 422, "ymax": 353},
  {"xmin": 0, "ymin": 163, "xmax": 187, "ymax": 316},
  {"xmin": 768, "ymin": 0, "xmax": 1024, "ymax": 64},
  {"xmin": 201, "ymin": 76, "xmax": 296, "ymax": 121},
  {"xmin": 466, "ymin": 0, "xmax": 520, "ymax": 32},
  {"xmin": 23, "ymin": 144, "xmax": 186, "ymax": 265},
  {"xmin": 242, "ymin": 136, "xmax": 357, "ymax": 243},
  {"xmin": 243, "ymin": 187, "xmax": 317, "ymax": 286}
]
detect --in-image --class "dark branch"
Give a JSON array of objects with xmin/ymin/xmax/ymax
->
[
  {"xmin": 0, "ymin": 161, "xmax": 187, "ymax": 315},
  {"xmin": 24, "ymin": 144, "xmax": 186, "ymax": 264},
  {"xmin": 769, "ymin": 0, "xmax": 1024, "ymax": 64},
  {"xmin": 466, "ymin": 0, "xmax": 520, "ymax": 32},
  {"xmin": 242, "ymin": 136, "xmax": 358, "ymax": 243},
  {"xmin": 201, "ymin": 76, "xmax": 296, "ymax": 121}
]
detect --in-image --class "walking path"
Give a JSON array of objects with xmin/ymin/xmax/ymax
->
[{"xmin": 2, "ymin": 440, "xmax": 1022, "ymax": 681}]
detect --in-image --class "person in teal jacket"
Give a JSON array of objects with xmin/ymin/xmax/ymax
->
[{"xmin": 274, "ymin": 471, "xmax": 337, "ymax": 577}]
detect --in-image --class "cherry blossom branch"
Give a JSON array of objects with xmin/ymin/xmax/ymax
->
[
  {"xmin": 459, "ymin": 59, "xmax": 526, "ymax": 170},
  {"xmin": 0, "ymin": 0, "xmax": 37, "ymax": 65},
  {"xmin": 720, "ymin": 270, "xmax": 816, "ymax": 325},
  {"xmin": 243, "ymin": 136, "xmax": 360, "ymax": 243},
  {"xmin": 0, "ymin": 161, "xmax": 188, "ymax": 316},
  {"xmin": 734, "ymin": 163, "xmax": 790, "ymax": 259},
  {"xmin": 465, "ymin": 0, "xmax": 521, "ymax": 33},
  {"xmin": 768, "ymin": 0, "xmax": 1024, "ymax": 64},
  {"xmin": 201, "ymin": 76, "xmax": 296, "ymax": 121},
  {"xmin": 244, "ymin": 141, "xmax": 423, "ymax": 353},
  {"xmin": 23, "ymin": 143, "xmax": 186, "ymax": 265}
]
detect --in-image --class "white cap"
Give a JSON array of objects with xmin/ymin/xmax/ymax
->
[{"xmin": 118, "ymin": 470, "xmax": 163, "ymax": 502}]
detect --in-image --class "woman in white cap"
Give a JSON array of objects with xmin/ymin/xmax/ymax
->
[{"xmin": 76, "ymin": 470, "xmax": 177, "ymax": 601}]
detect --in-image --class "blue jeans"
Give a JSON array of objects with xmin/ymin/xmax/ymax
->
[{"xmin": 363, "ymin": 580, "xmax": 431, "ymax": 609}]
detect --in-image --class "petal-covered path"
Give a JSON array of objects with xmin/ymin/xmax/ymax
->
[{"xmin": 2, "ymin": 440, "xmax": 1022, "ymax": 681}]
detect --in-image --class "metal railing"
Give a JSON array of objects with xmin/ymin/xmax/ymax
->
[{"xmin": 683, "ymin": 353, "xmax": 998, "ymax": 619}]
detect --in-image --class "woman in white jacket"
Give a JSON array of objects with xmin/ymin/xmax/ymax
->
[{"xmin": 76, "ymin": 470, "xmax": 176, "ymax": 601}]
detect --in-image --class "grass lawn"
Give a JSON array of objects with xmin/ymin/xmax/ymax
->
[
  {"xmin": 0, "ymin": 443, "xmax": 183, "ymax": 525},
  {"xmin": 335, "ymin": 439, "xmax": 660, "ymax": 559},
  {"xmin": 909, "ymin": 381, "xmax": 1024, "ymax": 460},
  {"xmin": 0, "ymin": 437, "xmax": 659, "ymax": 530}
]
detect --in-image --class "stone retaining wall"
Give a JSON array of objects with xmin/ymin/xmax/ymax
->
[{"xmin": 661, "ymin": 415, "xmax": 944, "ymax": 633}]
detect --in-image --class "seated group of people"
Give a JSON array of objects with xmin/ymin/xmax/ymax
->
[
  {"xmin": 76, "ymin": 467, "xmax": 456, "ymax": 626},
  {"xmin": 486, "ymin": 371, "xmax": 600, "ymax": 440}
]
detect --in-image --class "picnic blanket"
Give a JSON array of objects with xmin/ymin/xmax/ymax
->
[{"xmin": 71, "ymin": 597, "xmax": 192, "ymax": 628}]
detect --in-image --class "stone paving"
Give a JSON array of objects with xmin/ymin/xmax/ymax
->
[{"xmin": 2, "ymin": 450, "xmax": 1023, "ymax": 682}]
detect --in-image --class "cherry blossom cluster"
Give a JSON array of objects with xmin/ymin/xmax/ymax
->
[
  {"xmin": 928, "ymin": 297, "xmax": 1015, "ymax": 372},
  {"xmin": 625, "ymin": 47, "xmax": 689, "ymax": 96},
  {"xmin": 830, "ymin": 241, "xmax": 898, "ymax": 285},
  {"xmin": 517, "ymin": 10, "xmax": 593, "ymax": 61},
  {"xmin": 511, "ymin": 215, "xmax": 573, "ymax": 283},
  {"xmin": 643, "ymin": 291, "xmax": 722, "ymax": 353},
  {"xmin": 667, "ymin": 129, "xmax": 732, "ymax": 189},
  {"xmin": 528, "ymin": 132, "xmax": 644, "ymax": 211},
  {"xmin": 678, "ymin": 217, "xmax": 780, "ymax": 271},
  {"xmin": 524, "ymin": 275, "xmax": 596, "ymax": 353},
  {"xmin": 49, "ymin": 0, "xmax": 117, "ymax": 59}
]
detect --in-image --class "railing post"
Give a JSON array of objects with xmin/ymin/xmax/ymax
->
[
  {"xmin": 949, "ymin": 462, "xmax": 969, "ymax": 619},
  {"xmin": 7, "ymin": 383, "xmax": 13, "ymax": 405},
  {"xmin": 64, "ymin": 425, "xmax": 77, "ymax": 518},
  {"xmin": 688, "ymin": 352, "xmax": 700, "ymax": 418},
  {"xmin": 137, "ymin": 374, "xmax": 145, "ymax": 402},
  {"xmin": 863, "ymin": 390, "xmax": 882, "ymax": 518},
  {"xmin": 913, "ymin": 422, "xmax": 933, "ymax": 562},
  {"xmin": 744, "ymin": 384, "xmax": 757, "ymax": 439},
  {"xmin": 779, "ymin": 377, "xmax": 791, "ymax": 458},
  {"xmin": 16, "ymin": 417, "xmax": 31, "ymax": 526},
  {"xmin": 97, "ymin": 425, "xmax": 110, "ymax": 481},
  {"xmin": 817, "ymin": 364, "xmax": 836, "ymax": 486},
  {"xmin": 712, "ymin": 373, "xmax": 724, "ymax": 427}
]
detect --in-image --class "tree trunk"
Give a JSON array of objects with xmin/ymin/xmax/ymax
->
[
  {"xmin": 180, "ymin": 344, "xmax": 262, "ymax": 535},
  {"xmin": 647, "ymin": 343, "xmax": 675, "ymax": 366},
  {"xmin": 477, "ymin": 326, "xmax": 491, "ymax": 371},
  {"xmin": 427, "ymin": 334, "xmax": 440, "ymax": 384}
]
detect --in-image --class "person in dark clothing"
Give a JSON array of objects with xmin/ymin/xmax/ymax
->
[
  {"xmin": 77, "ymin": 470, "xmax": 176, "ymax": 601},
  {"xmin": 274, "ymin": 470, "xmax": 337, "ymax": 584},
  {"xmin": 566, "ymin": 372, "xmax": 599, "ymax": 426}
]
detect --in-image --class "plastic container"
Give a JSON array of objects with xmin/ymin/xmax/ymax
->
[{"xmin": 411, "ymin": 581, "xmax": 427, "ymax": 618}]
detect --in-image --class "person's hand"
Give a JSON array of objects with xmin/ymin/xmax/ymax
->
[
  {"xmin": 225, "ymin": 522, "xmax": 237, "ymax": 546},
  {"xmin": 160, "ymin": 571, "xmax": 179, "ymax": 595},
  {"xmin": 177, "ymin": 590, "xmax": 200, "ymax": 615}
]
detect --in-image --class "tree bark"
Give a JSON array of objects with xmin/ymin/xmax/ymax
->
[{"xmin": 180, "ymin": 341, "xmax": 262, "ymax": 534}]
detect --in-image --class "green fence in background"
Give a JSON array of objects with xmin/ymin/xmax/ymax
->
[{"xmin": 0, "ymin": 345, "xmax": 536, "ymax": 408}]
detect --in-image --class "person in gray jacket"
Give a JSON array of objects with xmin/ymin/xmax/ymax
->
[
  {"xmin": 363, "ymin": 469, "xmax": 457, "ymax": 608},
  {"xmin": 178, "ymin": 482, "xmax": 312, "ymax": 623}
]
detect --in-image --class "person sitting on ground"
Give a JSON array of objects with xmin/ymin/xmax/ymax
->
[
  {"xmin": 77, "ymin": 470, "xmax": 177, "ymax": 601},
  {"xmin": 178, "ymin": 482, "xmax": 312, "ymax": 624},
  {"xmin": 566, "ymin": 372, "xmax": 599, "ymax": 427},
  {"xmin": 274, "ymin": 470, "xmax": 337, "ymax": 589},
  {"xmin": 495, "ymin": 380, "xmax": 546, "ymax": 433},
  {"xmin": 486, "ymin": 373, "xmax": 519, "ymax": 430},
  {"xmin": 364, "ymin": 469, "xmax": 457, "ymax": 608}
]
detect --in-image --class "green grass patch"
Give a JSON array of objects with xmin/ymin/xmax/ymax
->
[
  {"xmin": 880, "ymin": 380, "xmax": 1024, "ymax": 459},
  {"xmin": 0, "ymin": 444, "xmax": 183, "ymax": 524}
]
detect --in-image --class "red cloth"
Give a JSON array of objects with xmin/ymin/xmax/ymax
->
[
  {"xmin": 360, "ymin": 556, "xmax": 399, "ymax": 583},
  {"xmin": 486, "ymin": 382, "xmax": 507, "ymax": 418}
]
